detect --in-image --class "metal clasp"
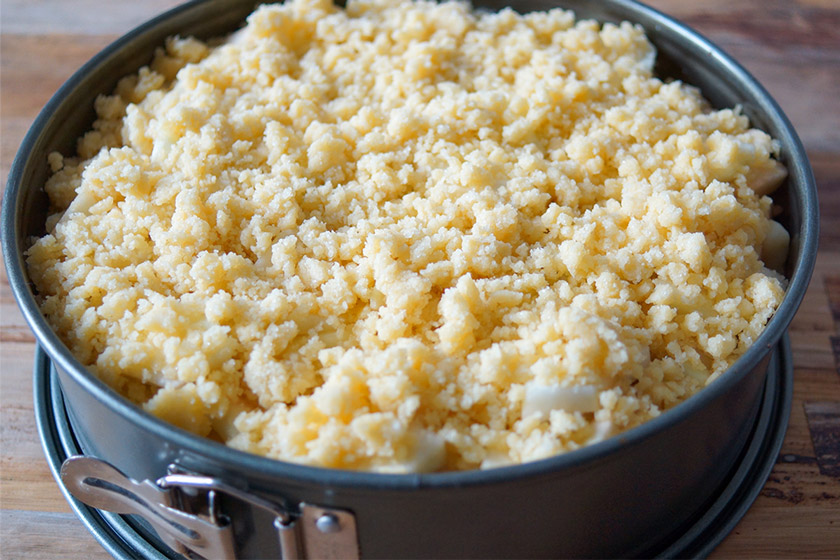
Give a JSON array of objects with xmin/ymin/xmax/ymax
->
[{"xmin": 60, "ymin": 456, "xmax": 359, "ymax": 560}]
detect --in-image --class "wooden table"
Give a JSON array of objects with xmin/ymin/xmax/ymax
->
[{"xmin": 1, "ymin": 1, "xmax": 838, "ymax": 557}]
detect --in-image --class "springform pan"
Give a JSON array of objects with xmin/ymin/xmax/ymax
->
[{"xmin": 2, "ymin": 0, "xmax": 819, "ymax": 558}]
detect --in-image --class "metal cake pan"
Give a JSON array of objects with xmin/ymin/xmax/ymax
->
[{"xmin": 2, "ymin": 0, "xmax": 819, "ymax": 558}]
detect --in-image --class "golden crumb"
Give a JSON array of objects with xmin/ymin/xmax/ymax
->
[{"xmin": 28, "ymin": 0, "xmax": 787, "ymax": 472}]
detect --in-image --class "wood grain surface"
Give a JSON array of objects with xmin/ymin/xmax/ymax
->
[{"xmin": 1, "ymin": 1, "xmax": 838, "ymax": 558}]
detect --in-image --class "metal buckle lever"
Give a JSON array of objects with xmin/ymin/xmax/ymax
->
[
  {"xmin": 60, "ymin": 456, "xmax": 236, "ymax": 559},
  {"xmin": 60, "ymin": 456, "xmax": 359, "ymax": 559}
]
